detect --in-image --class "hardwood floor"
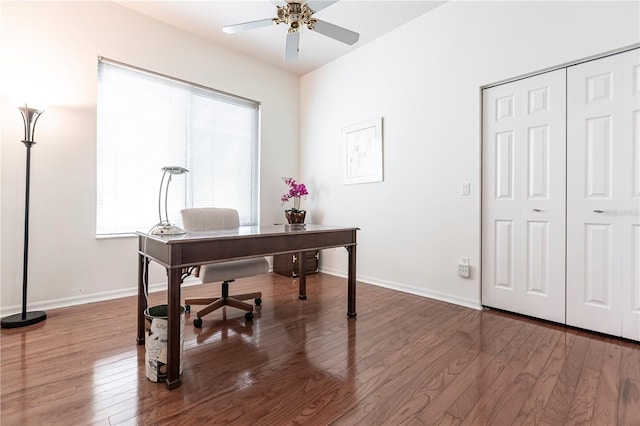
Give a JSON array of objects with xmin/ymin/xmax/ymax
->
[{"xmin": 1, "ymin": 273, "xmax": 639, "ymax": 425}]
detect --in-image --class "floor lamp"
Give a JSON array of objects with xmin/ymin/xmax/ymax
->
[
  {"xmin": 149, "ymin": 166, "xmax": 189, "ymax": 235},
  {"xmin": 1, "ymin": 105, "xmax": 47, "ymax": 329}
]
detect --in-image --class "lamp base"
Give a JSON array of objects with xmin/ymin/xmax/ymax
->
[
  {"xmin": 150, "ymin": 223, "xmax": 186, "ymax": 235},
  {"xmin": 1, "ymin": 311, "xmax": 47, "ymax": 329}
]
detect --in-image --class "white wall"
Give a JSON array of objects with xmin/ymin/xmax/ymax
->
[
  {"xmin": 300, "ymin": 1, "xmax": 639, "ymax": 308},
  {"xmin": 2, "ymin": 1, "xmax": 638, "ymax": 315},
  {"xmin": 0, "ymin": 1, "xmax": 300, "ymax": 313}
]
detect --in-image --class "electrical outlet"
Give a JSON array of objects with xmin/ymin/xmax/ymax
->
[{"xmin": 458, "ymin": 257, "xmax": 470, "ymax": 278}]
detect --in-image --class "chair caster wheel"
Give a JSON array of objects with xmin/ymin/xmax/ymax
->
[
  {"xmin": 255, "ymin": 297, "xmax": 262, "ymax": 306},
  {"xmin": 193, "ymin": 317, "xmax": 202, "ymax": 328},
  {"xmin": 245, "ymin": 312, "xmax": 254, "ymax": 321},
  {"xmin": 185, "ymin": 305, "xmax": 190, "ymax": 313}
]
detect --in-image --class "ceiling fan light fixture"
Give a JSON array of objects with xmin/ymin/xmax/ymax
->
[
  {"xmin": 274, "ymin": 2, "xmax": 317, "ymax": 34},
  {"xmin": 306, "ymin": 19, "xmax": 317, "ymax": 31},
  {"xmin": 225, "ymin": 0, "xmax": 359, "ymax": 59}
]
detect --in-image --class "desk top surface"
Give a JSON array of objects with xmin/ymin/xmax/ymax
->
[{"xmin": 137, "ymin": 224, "xmax": 359, "ymax": 245}]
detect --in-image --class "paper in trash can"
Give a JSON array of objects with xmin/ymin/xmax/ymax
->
[{"xmin": 144, "ymin": 305, "xmax": 185, "ymax": 383}]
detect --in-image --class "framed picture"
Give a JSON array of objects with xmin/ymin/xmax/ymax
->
[{"xmin": 342, "ymin": 117, "xmax": 383, "ymax": 185}]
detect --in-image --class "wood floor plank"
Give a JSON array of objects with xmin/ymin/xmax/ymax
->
[
  {"xmin": 346, "ymin": 319, "xmax": 482, "ymax": 424},
  {"xmin": 233, "ymin": 301, "xmax": 471, "ymax": 425},
  {"xmin": 433, "ymin": 316, "xmax": 530, "ymax": 423},
  {"xmin": 1, "ymin": 273, "xmax": 638, "ymax": 425},
  {"xmin": 384, "ymin": 313, "xmax": 519, "ymax": 425},
  {"xmin": 564, "ymin": 338, "xmax": 606, "ymax": 425},
  {"xmin": 457, "ymin": 320, "xmax": 549, "ymax": 425},
  {"xmin": 590, "ymin": 342, "xmax": 622, "ymax": 426},
  {"xmin": 475, "ymin": 328, "xmax": 559, "ymax": 426},
  {"xmin": 282, "ymin": 315, "xmax": 460, "ymax": 424},
  {"xmin": 330, "ymin": 309, "xmax": 480, "ymax": 425},
  {"xmin": 539, "ymin": 333, "xmax": 591, "ymax": 425},
  {"xmin": 512, "ymin": 330, "xmax": 575, "ymax": 425},
  {"xmin": 618, "ymin": 345, "xmax": 640, "ymax": 425}
]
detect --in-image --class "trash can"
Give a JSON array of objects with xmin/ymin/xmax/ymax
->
[{"xmin": 144, "ymin": 304, "xmax": 185, "ymax": 383}]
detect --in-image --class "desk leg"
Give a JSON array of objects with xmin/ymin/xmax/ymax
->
[
  {"xmin": 137, "ymin": 254, "xmax": 149, "ymax": 344},
  {"xmin": 347, "ymin": 245, "xmax": 357, "ymax": 318},
  {"xmin": 166, "ymin": 268, "xmax": 183, "ymax": 390},
  {"xmin": 298, "ymin": 251, "xmax": 307, "ymax": 300}
]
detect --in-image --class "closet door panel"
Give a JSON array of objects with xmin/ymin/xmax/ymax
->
[
  {"xmin": 482, "ymin": 69, "xmax": 566, "ymax": 323},
  {"xmin": 567, "ymin": 49, "xmax": 640, "ymax": 339},
  {"xmin": 583, "ymin": 224, "xmax": 614, "ymax": 307},
  {"xmin": 622, "ymin": 49, "xmax": 640, "ymax": 341}
]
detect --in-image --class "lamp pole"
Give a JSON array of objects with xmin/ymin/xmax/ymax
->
[{"xmin": 1, "ymin": 105, "xmax": 47, "ymax": 328}]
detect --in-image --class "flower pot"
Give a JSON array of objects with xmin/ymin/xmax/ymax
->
[{"xmin": 285, "ymin": 210, "xmax": 306, "ymax": 224}]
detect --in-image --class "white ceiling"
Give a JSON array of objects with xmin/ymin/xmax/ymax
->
[{"xmin": 115, "ymin": 1, "xmax": 445, "ymax": 75}]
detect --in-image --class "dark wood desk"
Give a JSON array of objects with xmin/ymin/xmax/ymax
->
[{"xmin": 136, "ymin": 224, "xmax": 358, "ymax": 390}]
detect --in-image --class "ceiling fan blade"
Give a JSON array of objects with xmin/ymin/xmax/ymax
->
[
  {"xmin": 306, "ymin": 1, "xmax": 339, "ymax": 13},
  {"xmin": 312, "ymin": 19, "xmax": 359, "ymax": 45},
  {"xmin": 223, "ymin": 18, "xmax": 274, "ymax": 34},
  {"xmin": 284, "ymin": 31, "xmax": 300, "ymax": 61}
]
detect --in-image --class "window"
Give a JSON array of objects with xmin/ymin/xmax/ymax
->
[{"xmin": 96, "ymin": 58, "xmax": 260, "ymax": 236}]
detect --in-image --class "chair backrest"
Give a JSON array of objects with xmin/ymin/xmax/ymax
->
[
  {"xmin": 180, "ymin": 208, "xmax": 240, "ymax": 232},
  {"xmin": 180, "ymin": 208, "xmax": 267, "ymax": 283}
]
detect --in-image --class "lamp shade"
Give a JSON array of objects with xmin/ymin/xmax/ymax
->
[
  {"xmin": 18, "ymin": 105, "xmax": 44, "ymax": 143},
  {"xmin": 162, "ymin": 166, "xmax": 188, "ymax": 175}
]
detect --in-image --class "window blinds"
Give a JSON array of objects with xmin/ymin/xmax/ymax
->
[{"xmin": 96, "ymin": 58, "xmax": 260, "ymax": 236}]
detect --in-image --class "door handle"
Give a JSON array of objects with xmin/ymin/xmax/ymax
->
[
  {"xmin": 593, "ymin": 210, "xmax": 604, "ymax": 213},
  {"xmin": 532, "ymin": 209, "xmax": 542, "ymax": 212}
]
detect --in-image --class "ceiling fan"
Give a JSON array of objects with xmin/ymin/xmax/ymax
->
[{"xmin": 223, "ymin": 1, "xmax": 360, "ymax": 61}]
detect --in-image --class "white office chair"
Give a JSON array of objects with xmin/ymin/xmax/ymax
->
[{"xmin": 181, "ymin": 208, "xmax": 269, "ymax": 327}]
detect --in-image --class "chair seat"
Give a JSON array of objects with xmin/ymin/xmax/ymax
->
[{"xmin": 200, "ymin": 257, "xmax": 269, "ymax": 284}]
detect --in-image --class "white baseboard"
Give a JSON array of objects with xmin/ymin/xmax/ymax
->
[
  {"xmin": 1, "ymin": 269, "xmax": 480, "ymax": 317},
  {"xmin": 319, "ymin": 267, "xmax": 482, "ymax": 311},
  {"xmin": 0, "ymin": 277, "xmax": 202, "ymax": 317}
]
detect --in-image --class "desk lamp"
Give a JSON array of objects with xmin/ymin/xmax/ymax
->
[
  {"xmin": 1, "ymin": 104, "xmax": 47, "ymax": 328},
  {"xmin": 150, "ymin": 166, "xmax": 189, "ymax": 235}
]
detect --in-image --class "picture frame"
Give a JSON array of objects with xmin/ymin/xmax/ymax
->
[{"xmin": 342, "ymin": 117, "xmax": 383, "ymax": 185}]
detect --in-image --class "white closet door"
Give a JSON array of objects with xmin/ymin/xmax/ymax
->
[
  {"xmin": 482, "ymin": 69, "xmax": 567, "ymax": 323},
  {"xmin": 567, "ymin": 49, "xmax": 640, "ymax": 339},
  {"xmin": 622, "ymin": 49, "xmax": 640, "ymax": 341}
]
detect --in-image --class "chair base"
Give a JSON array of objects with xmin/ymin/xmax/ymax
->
[{"xmin": 185, "ymin": 281, "xmax": 261, "ymax": 327}]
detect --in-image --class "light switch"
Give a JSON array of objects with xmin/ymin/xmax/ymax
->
[{"xmin": 461, "ymin": 182, "xmax": 471, "ymax": 196}]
